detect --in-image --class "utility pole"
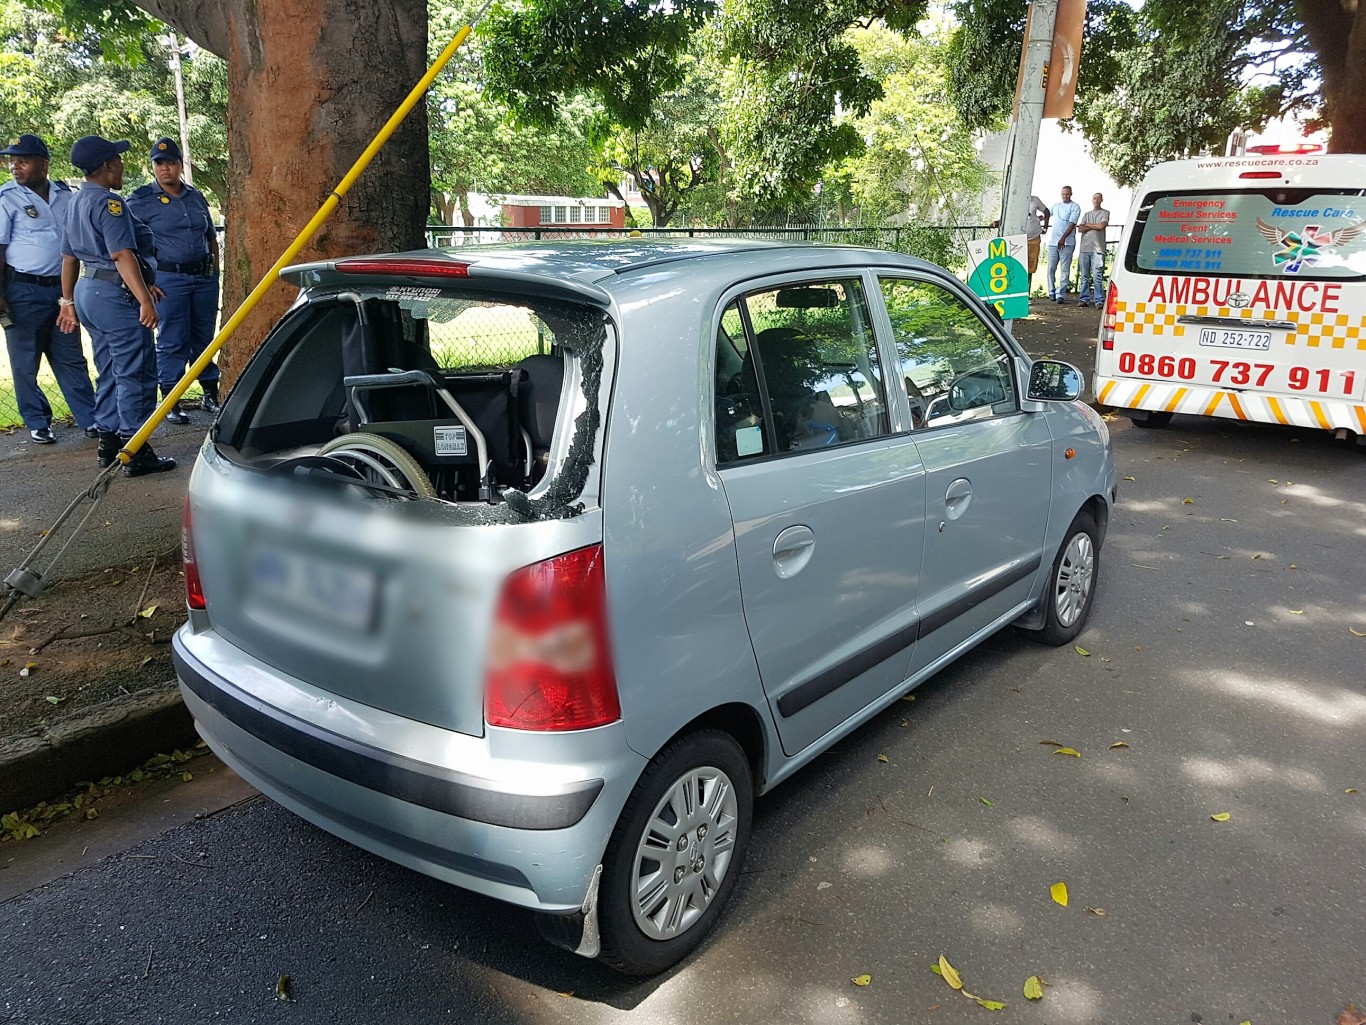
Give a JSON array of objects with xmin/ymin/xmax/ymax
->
[
  {"xmin": 1000, "ymin": 0, "xmax": 1058, "ymax": 240},
  {"xmin": 167, "ymin": 32, "xmax": 193, "ymax": 185}
]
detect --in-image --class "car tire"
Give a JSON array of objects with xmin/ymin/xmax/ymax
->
[
  {"xmin": 1129, "ymin": 411, "xmax": 1173, "ymax": 429},
  {"xmin": 317, "ymin": 433, "xmax": 437, "ymax": 499},
  {"xmin": 1026, "ymin": 509, "xmax": 1099, "ymax": 646},
  {"xmin": 597, "ymin": 729, "xmax": 753, "ymax": 976}
]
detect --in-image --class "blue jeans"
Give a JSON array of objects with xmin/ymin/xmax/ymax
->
[
  {"xmin": 1077, "ymin": 251, "xmax": 1106, "ymax": 304},
  {"xmin": 75, "ymin": 277, "xmax": 158, "ymax": 436},
  {"xmin": 1047, "ymin": 243, "xmax": 1076, "ymax": 299},
  {"xmin": 155, "ymin": 270, "xmax": 220, "ymax": 391},
  {"xmin": 3, "ymin": 278, "xmax": 97, "ymax": 430}
]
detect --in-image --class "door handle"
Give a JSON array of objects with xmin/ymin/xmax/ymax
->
[
  {"xmin": 772, "ymin": 525, "xmax": 816, "ymax": 579},
  {"xmin": 944, "ymin": 477, "xmax": 973, "ymax": 521}
]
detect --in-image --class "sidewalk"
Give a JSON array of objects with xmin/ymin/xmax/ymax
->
[{"xmin": 0, "ymin": 299, "xmax": 1108, "ymax": 813}]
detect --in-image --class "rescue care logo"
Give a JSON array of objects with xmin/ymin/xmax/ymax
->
[
  {"xmin": 1146, "ymin": 276, "xmax": 1344, "ymax": 313},
  {"xmin": 1256, "ymin": 209, "xmax": 1365, "ymax": 274}
]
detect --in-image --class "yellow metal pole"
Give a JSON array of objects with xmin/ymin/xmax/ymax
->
[{"xmin": 120, "ymin": 21, "xmax": 478, "ymax": 463}]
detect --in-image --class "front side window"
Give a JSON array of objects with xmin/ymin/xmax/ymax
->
[
  {"xmin": 880, "ymin": 278, "xmax": 1017, "ymax": 428},
  {"xmin": 714, "ymin": 278, "xmax": 888, "ymax": 464}
]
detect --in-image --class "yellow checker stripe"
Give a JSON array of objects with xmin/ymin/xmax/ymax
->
[{"xmin": 1095, "ymin": 376, "xmax": 1366, "ymax": 434}]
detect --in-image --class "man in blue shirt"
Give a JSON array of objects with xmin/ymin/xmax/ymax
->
[
  {"xmin": 0, "ymin": 134, "xmax": 98, "ymax": 444},
  {"xmin": 57, "ymin": 135, "xmax": 175, "ymax": 476},
  {"xmin": 1046, "ymin": 185, "xmax": 1082, "ymax": 304},
  {"xmin": 127, "ymin": 137, "xmax": 221, "ymax": 424}
]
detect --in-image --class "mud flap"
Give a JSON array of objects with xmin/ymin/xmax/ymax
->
[{"xmin": 534, "ymin": 864, "xmax": 602, "ymax": 959}]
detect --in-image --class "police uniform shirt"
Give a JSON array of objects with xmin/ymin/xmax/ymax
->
[
  {"xmin": 62, "ymin": 183, "xmax": 154, "ymax": 272},
  {"xmin": 126, "ymin": 179, "xmax": 213, "ymax": 266},
  {"xmin": 0, "ymin": 178, "xmax": 73, "ymax": 276}
]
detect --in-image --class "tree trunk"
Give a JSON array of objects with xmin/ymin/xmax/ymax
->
[
  {"xmin": 132, "ymin": 0, "xmax": 430, "ymax": 387},
  {"xmin": 1296, "ymin": 0, "xmax": 1366, "ymax": 153}
]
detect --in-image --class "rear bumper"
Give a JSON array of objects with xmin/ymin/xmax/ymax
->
[
  {"xmin": 173, "ymin": 627, "xmax": 644, "ymax": 912},
  {"xmin": 1096, "ymin": 375, "xmax": 1366, "ymax": 434}
]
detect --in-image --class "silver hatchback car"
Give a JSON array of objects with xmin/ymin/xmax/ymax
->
[{"xmin": 174, "ymin": 239, "xmax": 1115, "ymax": 974}]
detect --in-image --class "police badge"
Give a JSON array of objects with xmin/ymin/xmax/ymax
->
[
  {"xmin": 160, "ymin": 195, "xmax": 170, "ymax": 204},
  {"xmin": 107, "ymin": 198, "xmax": 123, "ymax": 216},
  {"xmin": 23, "ymin": 205, "xmax": 37, "ymax": 218}
]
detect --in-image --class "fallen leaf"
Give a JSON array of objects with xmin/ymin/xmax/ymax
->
[
  {"xmin": 1346, "ymin": 788, "xmax": 1358, "ymax": 795},
  {"xmin": 1336, "ymin": 1004, "xmax": 1366, "ymax": 1025},
  {"xmin": 1054, "ymin": 747, "xmax": 1082, "ymax": 758},
  {"xmin": 851, "ymin": 974, "xmax": 872, "ymax": 987},
  {"xmin": 45, "ymin": 695, "xmax": 63, "ymax": 705},
  {"xmin": 1211, "ymin": 812, "xmax": 1232, "ymax": 822},
  {"xmin": 1074, "ymin": 645, "xmax": 1091, "ymax": 656},
  {"xmin": 938, "ymin": 955, "xmax": 963, "ymax": 991},
  {"xmin": 977, "ymin": 797, "xmax": 993, "ymax": 807},
  {"xmin": 1289, "ymin": 610, "xmax": 1304, "ymax": 615},
  {"xmin": 901, "ymin": 694, "xmax": 916, "ymax": 702},
  {"xmin": 976, "ymin": 998, "xmax": 1007, "ymax": 1010},
  {"xmin": 275, "ymin": 974, "xmax": 294, "ymax": 1002},
  {"xmin": 1024, "ymin": 976, "xmax": 1044, "ymax": 1000},
  {"xmin": 1050, "ymin": 881, "xmax": 1069, "ymax": 907},
  {"xmin": 1268, "ymin": 479, "xmax": 1278, "ymax": 484},
  {"xmin": 1239, "ymin": 1021, "xmax": 1251, "ymax": 1025},
  {"xmin": 137, "ymin": 604, "xmax": 158, "ymax": 619},
  {"xmin": 1085, "ymin": 906, "xmax": 1108, "ymax": 916},
  {"xmin": 1350, "ymin": 628, "xmax": 1366, "ymax": 638},
  {"xmin": 181, "ymin": 771, "xmax": 193, "ymax": 782},
  {"xmin": 877, "ymin": 754, "xmax": 889, "ymax": 763},
  {"xmin": 1123, "ymin": 475, "xmax": 1135, "ymax": 481},
  {"xmin": 1182, "ymin": 497, "xmax": 1194, "ymax": 504},
  {"xmin": 1108, "ymin": 741, "xmax": 1129, "ymax": 750},
  {"xmin": 1039, "ymin": 740, "xmax": 1064, "ymax": 747}
]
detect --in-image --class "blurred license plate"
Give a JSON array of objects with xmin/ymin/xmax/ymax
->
[
  {"xmin": 1198, "ymin": 328, "xmax": 1272, "ymax": 350},
  {"xmin": 250, "ymin": 543, "xmax": 377, "ymax": 630}
]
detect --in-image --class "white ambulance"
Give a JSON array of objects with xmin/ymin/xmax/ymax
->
[{"xmin": 1096, "ymin": 151, "xmax": 1366, "ymax": 443}]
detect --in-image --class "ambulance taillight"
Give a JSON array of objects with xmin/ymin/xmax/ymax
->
[{"xmin": 1101, "ymin": 282, "xmax": 1118, "ymax": 351}]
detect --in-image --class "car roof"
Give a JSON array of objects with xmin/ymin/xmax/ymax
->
[{"xmin": 281, "ymin": 237, "xmax": 935, "ymax": 306}]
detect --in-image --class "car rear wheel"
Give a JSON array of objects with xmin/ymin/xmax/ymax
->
[
  {"xmin": 1129, "ymin": 411, "xmax": 1173, "ymax": 428},
  {"xmin": 1026, "ymin": 509, "xmax": 1099, "ymax": 646},
  {"xmin": 597, "ymin": 730, "xmax": 752, "ymax": 975}
]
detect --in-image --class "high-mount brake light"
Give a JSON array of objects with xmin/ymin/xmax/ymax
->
[
  {"xmin": 334, "ymin": 258, "xmax": 470, "ymax": 277},
  {"xmin": 1101, "ymin": 282, "xmax": 1118, "ymax": 351},
  {"xmin": 1245, "ymin": 143, "xmax": 1322, "ymax": 155},
  {"xmin": 182, "ymin": 498, "xmax": 205, "ymax": 611},
  {"xmin": 484, "ymin": 545, "xmax": 620, "ymax": 732},
  {"xmin": 1239, "ymin": 171, "xmax": 1283, "ymax": 180}
]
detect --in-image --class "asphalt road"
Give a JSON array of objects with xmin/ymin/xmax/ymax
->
[{"xmin": 2, "ymin": 413, "xmax": 1363, "ymax": 1025}]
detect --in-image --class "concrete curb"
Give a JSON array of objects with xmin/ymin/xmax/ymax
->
[{"xmin": 0, "ymin": 684, "xmax": 197, "ymax": 811}]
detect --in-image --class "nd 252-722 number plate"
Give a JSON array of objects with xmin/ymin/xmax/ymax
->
[{"xmin": 1197, "ymin": 327, "xmax": 1272, "ymax": 350}]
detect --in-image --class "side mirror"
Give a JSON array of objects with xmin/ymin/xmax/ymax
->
[{"xmin": 1026, "ymin": 360, "xmax": 1084, "ymax": 402}]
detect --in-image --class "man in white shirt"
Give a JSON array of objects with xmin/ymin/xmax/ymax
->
[
  {"xmin": 0, "ymin": 134, "xmax": 97, "ymax": 444},
  {"xmin": 1046, "ymin": 186, "xmax": 1082, "ymax": 303},
  {"xmin": 1074, "ymin": 192, "xmax": 1111, "ymax": 307}
]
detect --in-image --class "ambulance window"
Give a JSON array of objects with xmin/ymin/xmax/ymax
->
[{"xmin": 1129, "ymin": 188, "xmax": 1366, "ymax": 281}]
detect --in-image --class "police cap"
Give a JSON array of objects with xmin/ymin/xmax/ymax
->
[
  {"xmin": 151, "ymin": 137, "xmax": 183, "ymax": 163},
  {"xmin": 70, "ymin": 135, "xmax": 132, "ymax": 175},
  {"xmin": 0, "ymin": 134, "xmax": 50, "ymax": 159}
]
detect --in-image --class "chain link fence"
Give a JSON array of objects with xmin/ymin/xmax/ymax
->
[{"xmin": 1, "ymin": 224, "xmax": 998, "ymax": 429}]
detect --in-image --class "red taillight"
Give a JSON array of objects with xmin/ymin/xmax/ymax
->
[
  {"xmin": 484, "ymin": 545, "xmax": 620, "ymax": 731},
  {"xmin": 182, "ymin": 498, "xmax": 205, "ymax": 611},
  {"xmin": 1239, "ymin": 171, "xmax": 1283, "ymax": 180},
  {"xmin": 1245, "ymin": 143, "xmax": 1321, "ymax": 155},
  {"xmin": 334, "ymin": 258, "xmax": 470, "ymax": 277},
  {"xmin": 1101, "ymin": 282, "xmax": 1119, "ymax": 351}
]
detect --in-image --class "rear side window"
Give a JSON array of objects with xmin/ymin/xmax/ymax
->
[
  {"xmin": 1127, "ymin": 188, "xmax": 1366, "ymax": 281},
  {"xmin": 714, "ymin": 279, "xmax": 889, "ymax": 464},
  {"xmin": 879, "ymin": 278, "xmax": 1018, "ymax": 428}
]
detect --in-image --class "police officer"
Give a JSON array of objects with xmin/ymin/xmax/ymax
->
[
  {"xmin": 127, "ymin": 137, "xmax": 220, "ymax": 423},
  {"xmin": 56, "ymin": 135, "xmax": 175, "ymax": 476},
  {"xmin": 0, "ymin": 133, "xmax": 98, "ymax": 444}
]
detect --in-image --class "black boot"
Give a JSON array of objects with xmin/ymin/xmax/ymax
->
[
  {"xmin": 162, "ymin": 388, "xmax": 191, "ymax": 425},
  {"xmin": 122, "ymin": 439, "xmax": 176, "ymax": 477},
  {"xmin": 97, "ymin": 431, "xmax": 121, "ymax": 468},
  {"xmin": 200, "ymin": 379, "xmax": 220, "ymax": 414}
]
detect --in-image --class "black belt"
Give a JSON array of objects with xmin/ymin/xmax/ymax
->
[
  {"xmin": 8, "ymin": 270, "xmax": 59, "ymax": 286},
  {"xmin": 83, "ymin": 267, "xmax": 123, "ymax": 284},
  {"xmin": 159, "ymin": 257, "xmax": 214, "ymax": 276}
]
